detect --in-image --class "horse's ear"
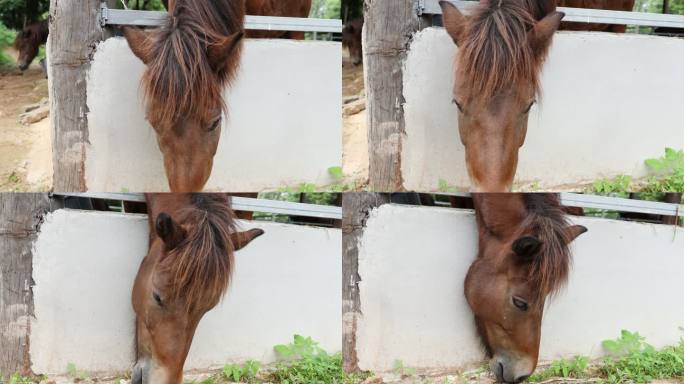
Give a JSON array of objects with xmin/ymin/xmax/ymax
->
[
  {"xmin": 528, "ymin": 11, "xmax": 564, "ymax": 58},
  {"xmin": 207, "ymin": 31, "xmax": 244, "ymax": 73},
  {"xmin": 512, "ymin": 236, "xmax": 543, "ymax": 260},
  {"xmin": 440, "ymin": 1, "xmax": 467, "ymax": 45},
  {"xmin": 155, "ymin": 212, "xmax": 186, "ymax": 250},
  {"xmin": 123, "ymin": 26, "xmax": 154, "ymax": 65},
  {"xmin": 230, "ymin": 228, "xmax": 264, "ymax": 251},
  {"xmin": 564, "ymin": 225, "xmax": 588, "ymax": 244}
]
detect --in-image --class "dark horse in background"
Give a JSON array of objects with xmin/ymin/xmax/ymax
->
[
  {"xmin": 162, "ymin": 0, "xmax": 312, "ymax": 39},
  {"xmin": 13, "ymin": 19, "xmax": 48, "ymax": 72},
  {"xmin": 468, "ymin": 194, "xmax": 587, "ymax": 383},
  {"xmin": 342, "ymin": 17, "xmax": 363, "ymax": 65},
  {"xmin": 132, "ymin": 193, "xmax": 263, "ymax": 384},
  {"xmin": 558, "ymin": 0, "xmax": 636, "ymax": 32}
]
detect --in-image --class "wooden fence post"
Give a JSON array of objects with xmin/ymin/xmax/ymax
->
[
  {"xmin": 49, "ymin": 0, "xmax": 106, "ymax": 192},
  {"xmin": 363, "ymin": 0, "xmax": 420, "ymax": 192},
  {"xmin": 342, "ymin": 192, "xmax": 390, "ymax": 373},
  {"xmin": 0, "ymin": 194, "xmax": 58, "ymax": 377}
]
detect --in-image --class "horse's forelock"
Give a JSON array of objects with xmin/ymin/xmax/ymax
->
[
  {"xmin": 158, "ymin": 194, "xmax": 237, "ymax": 310},
  {"xmin": 457, "ymin": 1, "xmax": 542, "ymax": 103},
  {"xmin": 140, "ymin": 0, "xmax": 244, "ymax": 130}
]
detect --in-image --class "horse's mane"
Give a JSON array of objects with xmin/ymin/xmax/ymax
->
[
  {"xmin": 521, "ymin": 194, "xmax": 572, "ymax": 302},
  {"xmin": 159, "ymin": 194, "xmax": 237, "ymax": 309},
  {"xmin": 14, "ymin": 20, "xmax": 49, "ymax": 49},
  {"xmin": 457, "ymin": 0, "xmax": 551, "ymax": 102},
  {"xmin": 139, "ymin": 0, "xmax": 244, "ymax": 129}
]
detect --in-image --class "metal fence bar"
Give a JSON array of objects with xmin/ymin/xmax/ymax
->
[
  {"xmin": 559, "ymin": 193, "xmax": 684, "ymax": 217},
  {"xmin": 430, "ymin": 192, "xmax": 684, "ymax": 217},
  {"xmin": 53, "ymin": 193, "xmax": 342, "ymax": 220},
  {"xmin": 101, "ymin": 6, "xmax": 342, "ymax": 33},
  {"xmin": 421, "ymin": 0, "xmax": 684, "ymax": 29}
]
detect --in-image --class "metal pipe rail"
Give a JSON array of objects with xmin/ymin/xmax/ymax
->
[
  {"xmin": 53, "ymin": 193, "xmax": 343, "ymax": 220},
  {"xmin": 434, "ymin": 192, "xmax": 684, "ymax": 217},
  {"xmin": 420, "ymin": 0, "xmax": 684, "ymax": 29},
  {"xmin": 100, "ymin": 5, "xmax": 343, "ymax": 33}
]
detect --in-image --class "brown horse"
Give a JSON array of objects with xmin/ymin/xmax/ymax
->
[
  {"xmin": 132, "ymin": 193, "xmax": 263, "ymax": 384},
  {"xmin": 161, "ymin": 0, "xmax": 312, "ymax": 39},
  {"xmin": 467, "ymin": 194, "xmax": 587, "ymax": 383},
  {"xmin": 558, "ymin": 0, "xmax": 636, "ymax": 32},
  {"xmin": 245, "ymin": 0, "xmax": 313, "ymax": 40},
  {"xmin": 439, "ymin": 0, "xmax": 562, "ymax": 192},
  {"xmin": 123, "ymin": 1, "xmax": 244, "ymax": 192},
  {"xmin": 14, "ymin": 20, "xmax": 48, "ymax": 71},
  {"xmin": 342, "ymin": 17, "xmax": 363, "ymax": 66}
]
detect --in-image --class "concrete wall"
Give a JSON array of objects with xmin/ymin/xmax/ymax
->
[
  {"xmin": 402, "ymin": 29, "xmax": 684, "ymax": 191},
  {"xmin": 357, "ymin": 204, "xmax": 684, "ymax": 372},
  {"xmin": 31, "ymin": 209, "xmax": 341, "ymax": 375},
  {"xmin": 86, "ymin": 38, "xmax": 341, "ymax": 192}
]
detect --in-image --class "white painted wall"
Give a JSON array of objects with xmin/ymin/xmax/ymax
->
[
  {"xmin": 31, "ymin": 209, "xmax": 341, "ymax": 375},
  {"xmin": 357, "ymin": 204, "xmax": 684, "ymax": 372},
  {"xmin": 402, "ymin": 29, "xmax": 684, "ymax": 191},
  {"xmin": 86, "ymin": 38, "xmax": 341, "ymax": 192}
]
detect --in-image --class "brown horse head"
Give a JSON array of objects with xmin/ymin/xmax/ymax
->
[
  {"xmin": 123, "ymin": 1, "xmax": 245, "ymax": 192},
  {"xmin": 467, "ymin": 194, "xmax": 587, "ymax": 383},
  {"xmin": 14, "ymin": 20, "xmax": 49, "ymax": 71},
  {"xmin": 439, "ymin": 0, "xmax": 563, "ymax": 191},
  {"xmin": 132, "ymin": 194, "xmax": 263, "ymax": 384},
  {"xmin": 342, "ymin": 18, "xmax": 364, "ymax": 65}
]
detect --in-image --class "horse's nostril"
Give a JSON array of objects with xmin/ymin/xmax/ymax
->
[{"xmin": 515, "ymin": 375, "xmax": 530, "ymax": 383}]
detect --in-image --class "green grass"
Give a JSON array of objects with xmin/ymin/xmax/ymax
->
[
  {"xmin": 589, "ymin": 148, "xmax": 684, "ymax": 196},
  {"xmin": 529, "ymin": 330, "xmax": 684, "ymax": 384},
  {"xmin": 529, "ymin": 356, "xmax": 590, "ymax": 382},
  {"xmin": 269, "ymin": 335, "xmax": 365, "ymax": 384},
  {"xmin": 185, "ymin": 336, "xmax": 366, "ymax": 384}
]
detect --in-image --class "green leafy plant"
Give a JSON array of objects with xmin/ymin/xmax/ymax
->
[
  {"xmin": 528, "ymin": 356, "xmax": 589, "ymax": 382},
  {"xmin": 393, "ymin": 360, "xmax": 417, "ymax": 378},
  {"xmin": 269, "ymin": 335, "xmax": 364, "ymax": 384},
  {"xmin": 66, "ymin": 362, "xmax": 88, "ymax": 381},
  {"xmin": 0, "ymin": 21, "xmax": 15, "ymax": 67},
  {"xmin": 599, "ymin": 330, "xmax": 684, "ymax": 383},
  {"xmin": 643, "ymin": 148, "xmax": 684, "ymax": 193},
  {"xmin": 592, "ymin": 175, "xmax": 632, "ymax": 196},
  {"xmin": 222, "ymin": 360, "xmax": 260, "ymax": 383}
]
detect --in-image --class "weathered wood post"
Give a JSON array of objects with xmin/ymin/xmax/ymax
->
[
  {"xmin": 49, "ymin": 0, "xmax": 108, "ymax": 192},
  {"xmin": 363, "ymin": 0, "xmax": 420, "ymax": 192},
  {"xmin": 342, "ymin": 192, "xmax": 390, "ymax": 372},
  {"xmin": 0, "ymin": 194, "xmax": 57, "ymax": 377}
]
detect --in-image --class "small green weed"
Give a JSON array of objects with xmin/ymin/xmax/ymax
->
[
  {"xmin": 269, "ymin": 335, "xmax": 364, "ymax": 384},
  {"xmin": 599, "ymin": 330, "xmax": 684, "ymax": 383},
  {"xmin": 222, "ymin": 360, "xmax": 260, "ymax": 383},
  {"xmin": 2, "ymin": 374, "xmax": 34, "ymax": 384},
  {"xmin": 66, "ymin": 362, "xmax": 88, "ymax": 381},
  {"xmin": 528, "ymin": 356, "xmax": 589, "ymax": 382},
  {"xmin": 644, "ymin": 148, "xmax": 684, "ymax": 193},
  {"xmin": 438, "ymin": 178, "xmax": 461, "ymax": 193},
  {"xmin": 393, "ymin": 360, "xmax": 417, "ymax": 378},
  {"xmin": 591, "ymin": 175, "xmax": 632, "ymax": 196}
]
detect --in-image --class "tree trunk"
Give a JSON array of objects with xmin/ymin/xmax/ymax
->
[
  {"xmin": 0, "ymin": 194, "xmax": 57, "ymax": 377},
  {"xmin": 342, "ymin": 193, "xmax": 390, "ymax": 373},
  {"xmin": 364, "ymin": 0, "xmax": 419, "ymax": 192},
  {"xmin": 49, "ymin": 0, "xmax": 106, "ymax": 192}
]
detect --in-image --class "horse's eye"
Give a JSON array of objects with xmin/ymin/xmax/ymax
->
[
  {"xmin": 153, "ymin": 292, "xmax": 163, "ymax": 306},
  {"xmin": 512, "ymin": 296, "xmax": 529, "ymax": 312},
  {"xmin": 208, "ymin": 118, "xmax": 221, "ymax": 132},
  {"xmin": 452, "ymin": 99, "xmax": 464, "ymax": 112},
  {"xmin": 523, "ymin": 100, "xmax": 536, "ymax": 114}
]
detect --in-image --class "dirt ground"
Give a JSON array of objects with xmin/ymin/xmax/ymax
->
[
  {"xmin": 342, "ymin": 48, "xmax": 369, "ymax": 189},
  {"xmin": 0, "ymin": 48, "xmax": 52, "ymax": 192}
]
